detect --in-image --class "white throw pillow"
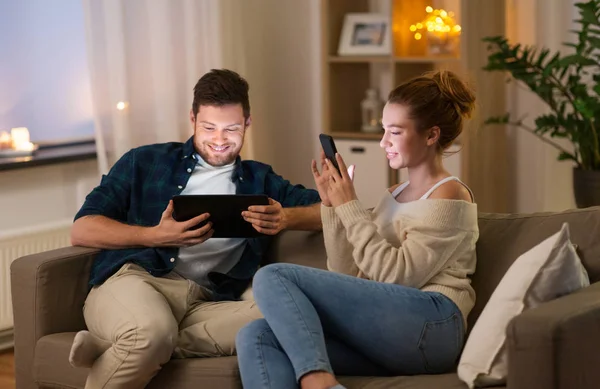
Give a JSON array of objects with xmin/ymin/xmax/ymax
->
[{"xmin": 457, "ymin": 222, "xmax": 589, "ymax": 388}]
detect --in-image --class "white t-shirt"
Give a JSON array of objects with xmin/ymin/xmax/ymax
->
[{"xmin": 174, "ymin": 155, "xmax": 247, "ymax": 287}]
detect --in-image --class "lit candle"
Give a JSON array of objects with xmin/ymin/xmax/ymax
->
[
  {"xmin": 10, "ymin": 127, "xmax": 34, "ymax": 151},
  {"xmin": 0, "ymin": 131, "xmax": 10, "ymax": 150}
]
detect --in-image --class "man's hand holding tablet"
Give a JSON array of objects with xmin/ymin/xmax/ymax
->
[
  {"xmin": 151, "ymin": 200, "xmax": 215, "ymax": 247},
  {"xmin": 242, "ymin": 198, "xmax": 288, "ymax": 235}
]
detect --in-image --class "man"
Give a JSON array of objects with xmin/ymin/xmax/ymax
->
[{"xmin": 68, "ymin": 69, "xmax": 322, "ymax": 389}]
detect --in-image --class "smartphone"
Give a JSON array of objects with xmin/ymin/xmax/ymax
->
[{"xmin": 319, "ymin": 133, "xmax": 341, "ymax": 174}]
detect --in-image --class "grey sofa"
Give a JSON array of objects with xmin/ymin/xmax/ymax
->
[{"xmin": 11, "ymin": 207, "xmax": 600, "ymax": 389}]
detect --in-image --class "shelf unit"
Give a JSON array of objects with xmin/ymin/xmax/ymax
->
[{"xmin": 321, "ymin": 0, "xmax": 465, "ymax": 187}]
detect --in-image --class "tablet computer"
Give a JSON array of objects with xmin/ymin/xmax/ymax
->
[{"xmin": 171, "ymin": 194, "xmax": 270, "ymax": 238}]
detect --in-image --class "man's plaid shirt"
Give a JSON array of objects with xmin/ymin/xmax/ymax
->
[{"xmin": 75, "ymin": 136, "xmax": 320, "ymax": 300}]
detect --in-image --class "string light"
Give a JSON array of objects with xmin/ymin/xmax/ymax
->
[{"xmin": 409, "ymin": 6, "xmax": 461, "ymax": 41}]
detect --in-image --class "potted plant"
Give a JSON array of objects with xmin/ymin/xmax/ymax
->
[{"xmin": 482, "ymin": 0, "xmax": 600, "ymax": 208}]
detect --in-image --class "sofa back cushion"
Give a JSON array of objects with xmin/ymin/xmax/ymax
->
[
  {"xmin": 469, "ymin": 206, "xmax": 600, "ymax": 331},
  {"xmin": 265, "ymin": 230, "xmax": 328, "ymax": 269}
]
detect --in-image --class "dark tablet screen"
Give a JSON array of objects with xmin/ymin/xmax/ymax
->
[{"xmin": 172, "ymin": 194, "xmax": 270, "ymax": 238}]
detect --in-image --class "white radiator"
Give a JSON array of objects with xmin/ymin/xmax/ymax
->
[{"xmin": 0, "ymin": 220, "xmax": 72, "ymax": 331}]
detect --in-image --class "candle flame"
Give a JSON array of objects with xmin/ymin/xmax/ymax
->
[{"xmin": 0, "ymin": 128, "xmax": 36, "ymax": 152}]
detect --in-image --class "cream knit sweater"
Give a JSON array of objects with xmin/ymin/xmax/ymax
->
[{"xmin": 322, "ymin": 192, "xmax": 479, "ymax": 326}]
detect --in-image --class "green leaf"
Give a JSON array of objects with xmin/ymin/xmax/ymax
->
[
  {"xmin": 535, "ymin": 114, "xmax": 561, "ymax": 127},
  {"xmin": 512, "ymin": 44, "xmax": 522, "ymax": 57},
  {"xmin": 559, "ymin": 66, "xmax": 570, "ymax": 81},
  {"xmin": 536, "ymin": 48, "xmax": 551, "ymax": 66},
  {"xmin": 558, "ymin": 54, "xmax": 597, "ymax": 66},
  {"xmin": 580, "ymin": 8, "xmax": 599, "ymax": 24},
  {"xmin": 484, "ymin": 114, "xmax": 510, "ymax": 125},
  {"xmin": 543, "ymin": 53, "xmax": 561, "ymax": 75},
  {"xmin": 480, "ymin": 0, "xmax": 600, "ymax": 171},
  {"xmin": 558, "ymin": 151, "xmax": 578, "ymax": 162},
  {"xmin": 551, "ymin": 129, "xmax": 569, "ymax": 138},
  {"xmin": 481, "ymin": 36, "xmax": 505, "ymax": 44},
  {"xmin": 587, "ymin": 36, "xmax": 600, "ymax": 47}
]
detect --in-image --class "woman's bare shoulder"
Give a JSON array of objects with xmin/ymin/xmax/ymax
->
[{"xmin": 428, "ymin": 180, "xmax": 473, "ymax": 202}]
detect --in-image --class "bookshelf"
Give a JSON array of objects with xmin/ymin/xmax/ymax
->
[{"xmin": 321, "ymin": 0, "xmax": 465, "ymax": 188}]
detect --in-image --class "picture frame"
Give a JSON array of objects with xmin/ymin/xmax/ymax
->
[{"xmin": 337, "ymin": 13, "xmax": 392, "ymax": 56}]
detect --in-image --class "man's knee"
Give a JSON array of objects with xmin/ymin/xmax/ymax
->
[
  {"xmin": 115, "ymin": 321, "xmax": 178, "ymax": 366},
  {"xmin": 241, "ymin": 286, "xmax": 254, "ymax": 301}
]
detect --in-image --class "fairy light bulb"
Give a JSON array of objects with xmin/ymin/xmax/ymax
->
[{"xmin": 409, "ymin": 7, "xmax": 461, "ymax": 42}]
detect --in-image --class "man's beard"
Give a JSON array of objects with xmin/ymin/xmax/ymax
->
[{"xmin": 197, "ymin": 144, "xmax": 238, "ymax": 167}]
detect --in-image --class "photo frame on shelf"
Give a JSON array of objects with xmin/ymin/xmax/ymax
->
[{"xmin": 337, "ymin": 13, "xmax": 392, "ymax": 56}]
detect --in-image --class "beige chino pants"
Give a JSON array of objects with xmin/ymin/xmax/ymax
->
[{"xmin": 82, "ymin": 263, "xmax": 261, "ymax": 389}]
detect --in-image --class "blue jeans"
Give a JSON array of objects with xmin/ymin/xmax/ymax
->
[{"xmin": 236, "ymin": 263, "xmax": 465, "ymax": 389}]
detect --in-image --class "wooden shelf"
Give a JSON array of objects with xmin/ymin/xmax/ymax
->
[
  {"xmin": 328, "ymin": 56, "xmax": 459, "ymax": 64},
  {"xmin": 329, "ymin": 131, "xmax": 382, "ymax": 141},
  {"xmin": 328, "ymin": 56, "xmax": 391, "ymax": 63},
  {"xmin": 394, "ymin": 56, "xmax": 460, "ymax": 63}
]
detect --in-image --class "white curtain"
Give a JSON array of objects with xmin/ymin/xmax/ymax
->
[
  {"xmin": 504, "ymin": 0, "xmax": 579, "ymax": 212},
  {"xmin": 81, "ymin": 0, "xmax": 249, "ymax": 174}
]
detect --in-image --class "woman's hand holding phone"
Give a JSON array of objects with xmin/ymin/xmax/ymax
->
[
  {"xmin": 325, "ymin": 153, "xmax": 358, "ymax": 207},
  {"xmin": 312, "ymin": 150, "xmax": 334, "ymax": 206},
  {"xmin": 312, "ymin": 150, "xmax": 356, "ymax": 207}
]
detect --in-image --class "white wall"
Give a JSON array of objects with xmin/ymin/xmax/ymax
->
[
  {"xmin": 506, "ymin": 0, "xmax": 578, "ymax": 213},
  {"xmin": 0, "ymin": 1, "xmax": 100, "ymax": 234},
  {"xmin": 239, "ymin": 0, "xmax": 322, "ymax": 188},
  {"xmin": 0, "ymin": 0, "xmax": 94, "ymax": 142},
  {"xmin": 0, "ymin": 161, "xmax": 99, "ymax": 234}
]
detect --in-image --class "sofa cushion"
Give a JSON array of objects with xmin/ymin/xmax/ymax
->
[
  {"xmin": 34, "ymin": 332, "xmax": 242, "ymax": 389},
  {"xmin": 469, "ymin": 206, "xmax": 600, "ymax": 331},
  {"xmin": 458, "ymin": 223, "xmax": 589, "ymax": 388},
  {"xmin": 339, "ymin": 374, "xmax": 474, "ymax": 389},
  {"xmin": 34, "ymin": 332, "xmax": 482, "ymax": 389},
  {"xmin": 265, "ymin": 230, "xmax": 328, "ymax": 269},
  {"xmin": 34, "ymin": 333, "xmax": 89, "ymax": 388}
]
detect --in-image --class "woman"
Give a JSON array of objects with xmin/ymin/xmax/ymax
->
[{"xmin": 236, "ymin": 70, "xmax": 479, "ymax": 389}]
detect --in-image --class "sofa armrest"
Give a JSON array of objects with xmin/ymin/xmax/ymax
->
[
  {"xmin": 507, "ymin": 280, "xmax": 600, "ymax": 389},
  {"xmin": 10, "ymin": 246, "xmax": 99, "ymax": 389}
]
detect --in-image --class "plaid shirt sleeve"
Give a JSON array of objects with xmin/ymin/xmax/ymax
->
[
  {"xmin": 74, "ymin": 149, "xmax": 134, "ymax": 222},
  {"xmin": 264, "ymin": 167, "xmax": 321, "ymax": 207}
]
